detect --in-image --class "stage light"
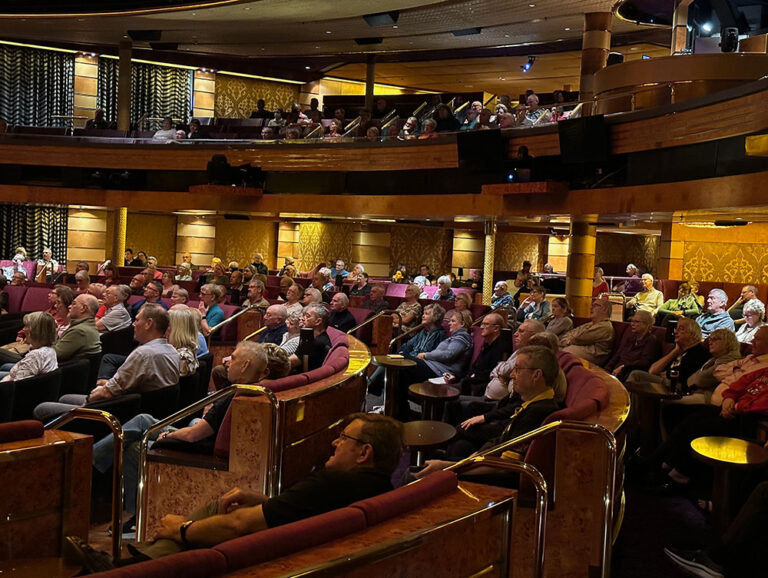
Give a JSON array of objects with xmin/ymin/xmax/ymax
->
[
  {"xmin": 701, "ymin": 22, "xmax": 713, "ymax": 33},
  {"xmin": 521, "ymin": 55, "xmax": 535, "ymax": 72}
]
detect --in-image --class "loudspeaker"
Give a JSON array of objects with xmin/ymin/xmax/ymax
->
[
  {"xmin": 720, "ymin": 27, "xmax": 739, "ymax": 52},
  {"xmin": 557, "ymin": 115, "xmax": 610, "ymax": 164}
]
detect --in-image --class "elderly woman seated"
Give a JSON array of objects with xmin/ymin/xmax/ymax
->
[
  {"xmin": 432, "ymin": 275, "xmax": 455, "ymax": 301},
  {"xmin": 491, "ymin": 281, "xmax": 513, "ymax": 310},
  {"xmin": 604, "ymin": 310, "xmax": 661, "ymax": 382},
  {"xmin": 516, "ymin": 284, "xmax": 551, "ymax": 322},
  {"xmin": 735, "ymin": 299, "xmax": 766, "ymax": 344}
]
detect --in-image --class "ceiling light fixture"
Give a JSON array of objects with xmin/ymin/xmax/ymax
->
[
  {"xmin": 701, "ymin": 21, "xmax": 713, "ymax": 33},
  {"xmin": 521, "ymin": 55, "xmax": 535, "ymax": 72},
  {"xmin": 564, "ymin": 27, "xmax": 571, "ymax": 31}
]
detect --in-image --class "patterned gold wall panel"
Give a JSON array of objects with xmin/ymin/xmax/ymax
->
[
  {"xmin": 215, "ymin": 219, "xmax": 277, "ymax": 270},
  {"xmin": 215, "ymin": 74, "xmax": 300, "ymax": 119},
  {"xmin": 390, "ymin": 225, "xmax": 453, "ymax": 276},
  {"xmin": 494, "ymin": 233, "xmax": 547, "ymax": 272},
  {"xmin": 297, "ymin": 222, "xmax": 354, "ymax": 272},
  {"xmin": 595, "ymin": 233, "xmax": 659, "ymax": 276},
  {"xmin": 126, "ymin": 213, "xmax": 177, "ymax": 266},
  {"xmin": 547, "ymin": 236, "xmax": 569, "ymax": 273},
  {"xmin": 680, "ymin": 223, "xmax": 768, "ymax": 283}
]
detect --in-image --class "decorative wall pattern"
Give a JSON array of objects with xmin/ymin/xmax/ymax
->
[
  {"xmin": 215, "ymin": 74, "xmax": 300, "ymax": 119},
  {"xmin": 390, "ymin": 225, "xmax": 453, "ymax": 276},
  {"xmin": 0, "ymin": 45, "xmax": 74, "ymax": 127},
  {"xmin": 126, "ymin": 213, "xmax": 177, "ymax": 266},
  {"xmin": 680, "ymin": 223, "xmax": 768, "ymax": 283},
  {"xmin": 297, "ymin": 222, "xmax": 355, "ymax": 273},
  {"xmin": 595, "ymin": 233, "xmax": 659, "ymax": 276},
  {"xmin": 215, "ymin": 219, "xmax": 277, "ymax": 270},
  {"xmin": 494, "ymin": 233, "xmax": 547, "ymax": 272}
]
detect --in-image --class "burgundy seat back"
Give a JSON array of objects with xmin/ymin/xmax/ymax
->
[
  {"xmin": 385, "ymin": 284, "xmax": 408, "ymax": 298},
  {"xmin": 217, "ymin": 303, "xmax": 242, "ymax": 342},
  {"xmin": 90, "ymin": 549, "xmax": 228, "ymax": 578},
  {"xmin": 350, "ymin": 470, "xmax": 458, "ymax": 526},
  {"xmin": 20, "ymin": 287, "xmax": 51, "ymax": 312},
  {"xmin": 348, "ymin": 307, "xmax": 374, "ymax": 342},
  {"xmin": 422, "ymin": 285, "xmax": 438, "ymax": 298},
  {"xmin": 0, "ymin": 420, "xmax": 44, "ymax": 442},
  {"xmin": 470, "ymin": 326, "xmax": 485, "ymax": 364},
  {"xmin": 2, "ymin": 286, "xmax": 28, "ymax": 313}
]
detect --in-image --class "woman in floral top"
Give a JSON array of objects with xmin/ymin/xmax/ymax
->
[{"xmin": 0, "ymin": 312, "xmax": 58, "ymax": 382}]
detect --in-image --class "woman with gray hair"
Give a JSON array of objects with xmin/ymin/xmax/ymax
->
[
  {"xmin": 735, "ymin": 299, "xmax": 766, "ymax": 344},
  {"xmin": 279, "ymin": 311, "xmax": 302, "ymax": 356},
  {"xmin": 432, "ymin": 275, "xmax": 455, "ymax": 301},
  {"xmin": 0, "ymin": 311, "xmax": 58, "ymax": 381}
]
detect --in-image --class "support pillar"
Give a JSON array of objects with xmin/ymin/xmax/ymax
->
[
  {"xmin": 482, "ymin": 220, "xmax": 496, "ymax": 306},
  {"xmin": 671, "ymin": 0, "xmax": 694, "ymax": 54},
  {"xmin": 656, "ymin": 221, "xmax": 685, "ymax": 280},
  {"xmin": 566, "ymin": 216, "xmax": 597, "ymax": 318},
  {"xmin": 579, "ymin": 12, "xmax": 612, "ymax": 115},
  {"xmin": 364, "ymin": 54, "xmax": 376, "ymax": 112},
  {"xmin": 112, "ymin": 208, "xmax": 127, "ymax": 266},
  {"xmin": 117, "ymin": 40, "xmax": 132, "ymax": 131}
]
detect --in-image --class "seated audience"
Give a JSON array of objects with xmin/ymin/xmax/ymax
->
[
  {"xmin": 95, "ymin": 284, "xmax": 132, "ymax": 333},
  {"xmin": 279, "ymin": 312, "xmax": 301, "ymax": 356},
  {"xmin": 250, "ymin": 252, "xmax": 269, "ymax": 276},
  {"xmin": 170, "ymin": 288, "xmax": 189, "ymax": 306},
  {"xmin": 334, "ymin": 259, "xmax": 349, "ymax": 279},
  {"xmin": 74, "ymin": 270, "xmax": 90, "ymax": 294},
  {"xmin": 627, "ymin": 274, "xmax": 664, "ymax": 318},
  {"xmin": 418, "ymin": 118, "xmax": 438, "ymax": 139},
  {"xmin": 347, "ymin": 263, "xmax": 365, "ymax": 282},
  {"xmin": 604, "ymin": 310, "xmax": 661, "ymax": 381},
  {"xmin": 350, "ymin": 272, "xmax": 372, "ymax": 296},
  {"xmin": 85, "ymin": 108, "xmax": 109, "ymax": 130},
  {"xmin": 160, "ymin": 271, "xmax": 178, "ymax": 299},
  {"xmin": 512, "ymin": 260, "xmax": 534, "ymax": 306},
  {"xmin": 329, "ymin": 293, "xmax": 356, "ymax": 332},
  {"xmin": 250, "ymin": 99, "xmax": 271, "ymax": 119},
  {"xmin": 400, "ymin": 116, "xmax": 419, "ymax": 139},
  {"xmin": 203, "ymin": 260, "xmax": 229, "ymax": 286},
  {"xmin": 152, "ymin": 117, "xmax": 177, "ymax": 141},
  {"xmin": 448, "ymin": 312, "xmax": 507, "ymax": 397},
  {"xmin": 0, "ymin": 312, "xmax": 57, "ymax": 382},
  {"xmin": 696, "ymin": 288, "xmax": 735, "ymax": 337},
  {"xmin": 491, "ymin": 281, "xmax": 513, "ymax": 309},
  {"xmin": 434, "ymin": 104, "xmax": 460, "ymax": 132},
  {"xmin": 268, "ymin": 108, "xmax": 286, "ymax": 128},
  {"xmin": 187, "ymin": 118, "xmax": 205, "ymax": 139},
  {"xmin": 361, "ymin": 284, "xmax": 388, "ymax": 314},
  {"xmin": 736, "ymin": 299, "xmax": 765, "ymax": 344},
  {"xmin": 468, "ymin": 268, "xmax": 482, "ymax": 292},
  {"xmin": 10, "ymin": 271, "xmax": 26, "ymax": 286},
  {"xmin": 34, "ymin": 304, "xmax": 179, "ymax": 420},
  {"xmin": 242, "ymin": 279, "xmax": 269, "ymax": 309},
  {"xmin": 309, "ymin": 270, "xmax": 332, "ymax": 303},
  {"xmin": 282, "ymin": 283, "xmax": 304, "ymax": 316},
  {"xmin": 129, "ymin": 274, "xmax": 145, "ymax": 295},
  {"xmin": 453, "ymin": 292, "xmax": 473, "ymax": 321},
  {"xmin": 102, "ymin": 262, "xmax": 120, "ymax": 285},
  {"xmin": 432, "ymin": 275, "xmax": 455, "ymax": 301},
  {"xmin": 656, "ymin": 282, "xmax": 701, "ymax": 325},
  {"xmin": 544, "ymin": 297, "xmax": 573, "ymax": 337},
  {"xmin": 131, "ymin": 280, "xmax": 169, "ymax": 319},
  {"xmin": 302, "ymin": 287, "xmax": 323, "ymax": 306},
  {"xmin": 198, "ymin": 283, "xmax": 226, "ymax": 337},
  {"xmin": 35, "ymin": 247, "xmax": 59, "ymax": 283},
  {"xmin": 728, "ymin": 284, "xmax": 758, "ymax": 323},
  {"xmin": 277, "ymin": 256, "xmax": 297, "ymax": 277},
  {"xmin": 517, "ymin": 285, "xmax": 551, "ymax": 321},
  {"xmin": 227, "ymin": 270, "xmax": 247, "ymax": 305},
  {"xmin": 559, "ymin": 299, "xmax": 614, "ymax": 365},
  {"xmin": 476, "ymin": 108, "xmax": 496, "ymax": 130},
  {"xmin": 393, "ymin": 284, "xmax": 423, "ymax": 330},
  {"xmin": 289, "ymin": 304, "xmax": 332, "ymax": 371},
  {"xmin": 592, "ymin": 266, "xmax": 610, "ymax": 297},
  {"xmin": 168, "ymin": 307, "xmax": 200, "ymax": 376},
  {"xmin": 616, "ymin": 263, "xmax": 642, "ymax": 295},
  {"xmin": 277, "ymin": 275, "xmax": 294, "ymax": 300}
]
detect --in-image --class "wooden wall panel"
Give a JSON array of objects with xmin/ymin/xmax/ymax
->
[
  {"xmin": 452, "ymin": 230, "xmax": 484, "ymax": 273},
  {"xmin": 215, "ymin": 74, "xmax": 300, "ymax": 118},
  {"xmin": 67, "ymin": 208, "xmax": 107, "ymax": 272},
  {"xmin": 176, "ymin": 216, "xmax": 214, "ymax": 267},
  {"xmin": 277, "ymin": 222, "xmax": 300, "ymax": 270},
  {"xmin": 390, "ymin": 225, "xmax": 452, "ymax": 277},
  {"xmin": 494, "ymin": 232, "xmax": 547, "ymax": 272},
  {"xmin": 297, "ymin": 222, "xmax": 354, "ymax": 273},
  {"xmin": 547, "ymin": 236, "xmax": 569, "ymax": 273},
  {"xmin": 351, "ymin": 224, "xmax": 391, "ymax": 278},
  {"xmin": 595, "ymin": 233, "xmax": 659, "ymax": 276}
]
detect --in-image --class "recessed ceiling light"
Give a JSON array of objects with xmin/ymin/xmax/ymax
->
[
  {"xmin": 499, "ymin": 76, "xmax": 506, "ymax": 80},
  {"xmin": 532, "ymin": 18, "xmax": 542, "ymax": 23},
  {"xmin": 325, "ymin": 30, "xmax": 332, "ymax": 34},
  {"xmin": 630, "ymin": 46, "xmax": 638, "ymax": 51},
  {"xmin": 244, "ymin": 6, "xmax": 250, "ymax": 10},
  {"xmin": 564, "ymin": 27, "xmax": 571, "ymax": 31},
  {"xmin": 392, "ymin": 25, "xmax": 398, "ymax": 29},
  {"xmin": 191, "ymin": 12, "xmax": 196, "ymax": 16},
  {"xmin": 529, "ymin": 3, "xmax": 536, "ymax": 6},
  {"xmin": 314, "ymin": 45, "xmax": 319, "ymax": 49},
  {"xmin": 260, "ymin": 47, "xmax": 265, "ymax": 50},
  {"xmin": 305, "ymin": 66, "xmax": 310, "ymax": 70},
  {"xmin": 504, "ymin": 34, "xmax": 509, "ymax": 38}
]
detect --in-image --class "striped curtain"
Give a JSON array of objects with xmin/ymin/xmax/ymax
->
[
  {"xmin": 0, "ymin": 45, "xmax": 74, "ymax": 127},
  {"xmin": 0, "ymin": 204, "xmax": 68, "ymax": 264},
  {"xmin": 98, "ymin": 59, "xmax": 191, "ymax": 128}
]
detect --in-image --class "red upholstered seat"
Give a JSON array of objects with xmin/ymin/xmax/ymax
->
[
  {"xmin": 2, "ymin": 286, "xmax": 28, "ymax": 313},
  {"xmin": 544, "ymin": 361, "xmax": 610, "ymax": 424},
  {"xmin": 212, "ymin": 507, "xmax": 366, "ymax": 571},
  {"xmin": 19, "ymin": 287, "xmax": 51, "ymax": 312},
  {"xmin": 0, "ymin": 420, "xmax": 44, "ymax": 443},
  {"xmin": 385, "ymin": 284, "xmax": 408, "ymax": 298},
  {"xmin": 90, "ymin": 549, "xmax": 228, "ymax": 578},
  {"xmin": 126, "ymin": 295, "xmax": 144, "ymax": 308},
  {"xmin": 349, "ymin": 470, "xmax": 458, "ymax": 526},
  {"xmin": 348, "ymin": 307, "xmax": 374, "ymax": 342},
  {"xmin": 470, "ymin": 325, "xmax": 485, "ymax": 364},
  {"xmin": 422, "ymin": 285, "xmax": 438, "ymax": 298}
]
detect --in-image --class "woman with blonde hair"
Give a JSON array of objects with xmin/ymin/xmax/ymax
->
[
  {"xmin": 168, "ymin": 307, "xmax": 200, "ymax": 376},
  {"xmin": 0, "ymin": 311, "xmax": 58, "ymax": 381}
]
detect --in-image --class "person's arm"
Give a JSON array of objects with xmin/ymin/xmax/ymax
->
[
  {"xmin": 158, "ymin": 419, "xmax": 215, "ymax": 443},
  {"xmin": 423, "ymin": 336, "xmax": 466, "ymax": 362},
  {"xmin": 649, "ymin": 345, "xmax": 679, "ymax": 376},
  {"xmin": 155, "ymin": 505, "xmax": 269, "ymax": 547},
  {"xmin": 569, "ymin": 323, "xmax": 612, "ymax": 345},
  {"xmin": 53, "ymin": 326, "xmax": 82, "ymax": 361}
]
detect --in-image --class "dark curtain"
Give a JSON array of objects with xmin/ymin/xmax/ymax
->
[
  {"xmin": 98, "ymin": 59, "xmax": 191, "ymax": 128},
  {"xmin": 0, "ymin": 45, "xmax": 74, "ymax": 127},
  {"xmin": 0, "ymin": 204, "xmax": 68, "ymax": 264}
]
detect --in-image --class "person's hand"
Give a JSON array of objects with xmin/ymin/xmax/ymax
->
[
  {"xmin": 612, "ymin": 365, "xmax": 624, "ymax": 377},
  {"xmin": 443, "ymin": 372, "xmax": 455, "ymax": 383},
  {"xmin": 417, "ymin": 353, "xmax": 427, "ymax": 360},
  {"xmin": 96, "ymin": 378, "xmax": 107, "ymax": 387},
  {"xmin": 460, "ymin": 415, "xmax": 485, "ymax": 430},
  {"xmin": 15, "ymin": 336, "xmax": 24, "ymax": 343},
  {"xmin": 217, "ymin": 487, "xmax": 268, "ymax": 515},
  {"xmin": 674, "ymin": 311, "xmax": 684, "ymax": 317},
  {"xmin": 414, "ymin": 460, "xmax": 453, "ymax": 479},
  {"xmin": 154, "ymin": 514, "xmax": 186, "ymax": 542},
  {"xmin": 222, "ymin": 355, "xmax": 232, "ymax": 367},
  {"xmin": 198, "ymin": 301, "xmax": 207, "ymax": 315},
  {"xmin": 87, "ymin": 386, "xmax": 109, "ymax": 402},
  {"xmin": 157, "ymin": 430, "xmax": 174, "ymax": 442},
  {"xmin": 720, "ymin": 398, "xmax": 736, "ymax": 419}
]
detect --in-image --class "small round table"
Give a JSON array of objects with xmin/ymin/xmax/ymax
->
[
  {"xmin": 0, "ymin": 557, "xmax": 81, "ymax": 577},
  {"xmin": 371, "ymin": 355, "xmax": 416, "ymax": 418},
  {"xmin": 408, "ymin": 381, "xmax": 460, "ymax": 420},
  {"xmin": 691, "ymin": 436, "xmax": 768, "ymax": 534},
  {"xmin": 625, "ymin": 378, "xmax": 682, "ymax": 455},
  {"xmin": 402, "ymin": 420, "xmax": 456, "ymax": 466}
]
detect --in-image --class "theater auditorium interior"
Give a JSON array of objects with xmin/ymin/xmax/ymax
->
[{"xmin": 1, "ymin": 0, "xmax": 768, "ymax": 576}]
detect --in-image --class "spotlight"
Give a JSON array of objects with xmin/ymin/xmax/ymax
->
[
  {"xmin": 701, "ymin": 22, "xmax": 713, "ymax": 33},
  {"xmin": 521, "ymin": 55, "xmax": 535, "ymax": 72}
]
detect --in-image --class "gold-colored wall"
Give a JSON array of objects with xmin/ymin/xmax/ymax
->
[
  {"xmin": 680, "ymin": 223, "xmax": 768, "ymax": 284},
  {"xmin": 215, "ymin": 74, "xmax": 300, "ymax": 118},
  {"xmin": 215, "ymin": 219, "xmax": 277, "ymax": 270},
  {"xmin": 494, "ymin": 232, "xmax": 547, "ymax": 271},
  {"xmin": 126, "ymin": 213, "xmax": 177, "ymax": 266},
  {"xmin": 297, "ymin": 222, "xmax": 355, "ymax": 273},
  {"xmin": 390, "ymin": 225, "xmax": 453, "ymax": 277},
  {"xmin": 67, "ymin": 208, "xmax": 107, "ymax": 272},
  {"xmin": 452, "ymin": 230, "xmax": 484, "ymax": 273},
  {"xmin": 595, "ymin": 233, "xmax": 659, "ymax": 276}
]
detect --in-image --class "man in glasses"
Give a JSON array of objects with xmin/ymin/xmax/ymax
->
[{"xmin": 67, "ymin": 413, "xmax": 403, "ymax": 570}]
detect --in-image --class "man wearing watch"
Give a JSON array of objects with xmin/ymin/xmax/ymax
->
[{"xmin": 66, "ymin": 412, "xmax": 403, "ymax": 571}]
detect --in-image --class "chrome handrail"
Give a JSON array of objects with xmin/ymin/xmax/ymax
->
[
  {"xmin": 452, "ymin": 456, "xmax": 548, "ymax": 578},
  {"xmin": 346, "ymin": 309, "xmax": 401, "ymax": 336},
  {"xmin": 380, "ymin": 108, "xmax": 398, "ymax": 125},
  {"xmin": 448, "ymin": 420, "xmax": 618, "ymax": 577},
  {"xmin": 453, "ymin": 100, "xmax": 469, "ymax": 114},
  {"xmin": 135, "ymin": 384, "xmax": 280, "ymax": 541},
  {"xmin": 388, "ymin": 321, "xmax": 424, "ymax": 351},
  {"xmin": 46, "ymin": 408, "xmax": 125, "ymax": 562},
  {"xmin": 304, "ymin": 124, "xmax": 324, "ymax": 139},
  {"xmin": 411, "ymin": 102, "xmax": 427, "ymax": 118}
]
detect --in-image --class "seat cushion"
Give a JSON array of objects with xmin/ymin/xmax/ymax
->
[{"xmin": 0, "ymin": 420, "xmax": 44, "ymax": 443}]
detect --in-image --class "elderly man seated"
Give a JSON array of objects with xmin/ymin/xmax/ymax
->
[
  {"xmin": 361, "ymin": 284, "xmax": 388, "ymax": 314},
  {"xmin": 95, "ymin": 284, "xmax": 132, "ymax": 333},
  {"xmin": 66, "ymin": 413, "xmax": 403, "ymax": 569},
  {"xmin": 627, "ymin": 274, "xmax": 664, "ymax": 319},
  {"xmin": 728, "ymin": 284, "xmax": 758, "ymax": 323},
  {"xmin": 696, "ymin": 288, "xmax": 735, "ymax": 338},
  {"xmin": 491, "ymin": 281, "xmax": 513, "ymax": 310},
  {"xmin": 329, "ymin": 293, "xmax": 356, "ymax": 333},
  {"xmin": 242, "ymin": 279, "xmax": 269, "ymax": 309},
  {"xmin": 290, "ymin": 304, "xmax": 332, "ymax": 371},
  {"xmin": 559, "ymin": 299, "xmax": 615, "ymax": 365},
  {"xmin": 604, "ymin": 310, "xmax": 661, "ymax": 381}
]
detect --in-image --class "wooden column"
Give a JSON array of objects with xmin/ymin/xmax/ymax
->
[
  {"xmin": 482, "ymin": 220, "xmax": 496, "ymax": 306},
  {"xmin": 192, "ymin": 69, "xmax": 216, "ymax": 120},
  {"xmin": 67, "ymin": 208, "xmax": 107, "ymax": 272},
  {"xmin": 579, "ymin": 12, "xmax": 612, "ymax": 113},
  {"xmin": 73, "ymin": 53, "xmax": 98, "ymax": 129},
  {"xmin": 364, "ymin": 54, "xmax": 376, "ymax": 112},
  {"xmin": 566, "ymin": 216, "xmax": 597, "ymax": 318},
  {"xmin": 656, "ymin": 221, "xmax": 685, "ymax": 280},
  {"xmin": 117, "ymin": 40, "xmax": 132, "ymax": 131},
  {"xmin": 176, "ymin": 216, "xmax": 216, "ymax": 267},
  {"xmin": 671, "ymin": 0, "xmax": 694, "ymax": 55},
  {"xmin": 112, "ymin": 207, "xmax": 127, "ymax": 267}
]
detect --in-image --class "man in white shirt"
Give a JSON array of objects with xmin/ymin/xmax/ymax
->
[{"xmin": 95, "ymin": 284, "xmax": 132, "ymax": 333}]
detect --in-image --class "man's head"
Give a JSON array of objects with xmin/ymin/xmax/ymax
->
[
  {"xmin": 303, "ymin": 287, "xmax": 323, "ymax": 305},
  {"xmin": 69, "ymin": 293, "xmax": 99, "ymax": 320},
  {"xmin": 369, "ymin": 284, "xmax": 386, "ymax": 302},
  {"xmin": 144, "ymin": 280, "xmax": 162, "ymax": 302},
  {"xmin": 256, "ymin": 98, "xmax": 266, "ymax": 111},
  {"xmin": 104, "ymin": 284, "xmax": 129, "ymax": 308},
  {"xmin": 478, "ymin": 109, "xmax": 492, "ymax": 125},
  {"xmin": 335, "ymin": 260, "xmax": 345, "ymax": 272},
  {"xmin": 301, "ymin": 303, "xmax": 330, "ymax": 332},
  {"xmin": 227, "ymin": 341, "xmax": 270, "ymax": 385},
  {"xmin": 124, "ymin": 249, "xmax": 133, "ymax": 262},
  {"xmin": 263, "ymin": 304, "xmax": 288, "ymax": 329},
  {"xmin": 261, "ymin": 126, "xmax": 275, "ymax": 139},
  {"xmin": 630, "ymin": 310, "xmax": 653, "ymax": 336},
  {"xmin": 129, "ymin": 274, "xmax": 144, "ymax": 291},
  {"xmin": 512, "ymin": 345, "xmax": 558, "ymax": 401},
  {"xmin": 133, "ymin": 303, "xmax": 170, "ymax": 344},
  {"xmin": 471, "ymin": 100, "xmax": 483, "ymax": 113},
  {"xmin": 513, "ymin": 319, "xmax": 545, "ymax": 349},
  {"xmin": 480, "ymin": 312, "xmax": 504, "ymax": 343},
  {"xmin": 326, "ymin": 413, "xmax": 403, "ymax": 475},
  {"xmin": 498, "ymin": 113, "xmax": 515, "ymax": 128},
  {"xmin": 247, "ymin": 279, "xmax": 265, "ymax": 302},
  {"xmin": 230, "ymin": 270, "xmax": 243, "ymax": 286},
  {"xmin": 626, "ymin": 264, "xmax": 638, "ymax": 276},
  {"xmin": 526, "ymin": 94, "xmax": 539, "ymax": 108},
  {"xmin": 741, "ymin": 285, "xmax": 757, "ymax": 302},
  {"xmin": 171, "ymin": 288, "xmax": 189, "ymax": 305},
  {"xmin": 76, "ymin": 261, "xmax": 90, "ymax": 273},
  {"xmin": 11, "ymin": 271, "xmax": 26, "ymax": 286},
  {"xmin": 706, "ymin": 289, "xmax": 728, "ymax": 314},
  {"xmin": 590, "ymin": 299, "xmax": 612, "ymax": 322},
  {"xmin": 750, "ymin": 326, "xmax": 768, "ymax": 356},
  {"xmin": 75, "ymin": 270, "xmax": 90, "ymax": 288},
  {"xmin": 356, "ymin": 272, "xmax": 369, "ymax": 288},
  {"xmin": 189, "ymin": 118, "xmax": 200, "ymax": 133},
  {"xmin": 285, "ymin": 284, "xmax": 302, "ymax": 304},
  {"xmin": 641, "ymin": 274, "xmax": 654, "ymax": 291},
  {"xmin": 419, "ymin": 264, "xmax": 430, "ymax": 277}
]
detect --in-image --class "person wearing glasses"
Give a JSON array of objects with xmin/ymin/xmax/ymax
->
[
  {"xmin": 130, "ymin": 280, "xmax": 169, "ymax": 319},
  {"xmin": 445, "ymin": 312, "xmax": 507, "ymax": 397},
  {"xmin": 67, "ymin": 412, "xmax": 403, "ymax": 569}
]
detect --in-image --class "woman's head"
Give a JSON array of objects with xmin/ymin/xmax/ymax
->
[
  {"xmin": 743, "ymin": 299, "xmax": 766, "ymax": 328},
  {"xmin": 447, "ymin": 309, "xmax": 472, "ymax": 332},
  {"xmin": 423, "ymin": 303, "xmax": 445, "ymax": 326},
  {"xmin": 168, "ymin": 307, "xmax": 199, "ymax": 352},
  {"xmin": 136, "ymin": 251, "xmax": 148, "ymax": 263},
  {"xmin": 594, "ymin": 266, "xmax": 604, "ymax": 279},
  {"xmin": 530, "ymin": 285, "xmax": 546, "ymax": 302},
  {"xmin": 405, "ymin": 284, "xmax": 421, "ymax": 300},
  {"xmin": 162, "ymin": 270, "xmax": 174, "ymax": 285},
  {"xmin": 708, "ymin": 328, "xmax": 740, "ymax": 358},
  {"xmin": 551, "ymin": 297, "xmax": 571, "ymax": 317},
  {"xmin": 455, "ymin": 292, "xmax": 472, "ymax": 311},
  {"xmin": 286, "ymin": 311, "xmax": 302, "ymax": 333},
  {"xmin": 171, "ymin": 288, "xmax": 189, "ymax": 305},
  {"xmin": 437, "ymin": 275, "xmax": 452, "ymax": 292},
  {"xmin": 23, "ymin": 311, "xmax": 57, "ymax": 348},
  {"xmin": 53, "ymin": 284, "xmax": 74, "ymax": 310},
  {"xmin": 677, "ymin": 282, "xmax": 691, "ymax": 297}
]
